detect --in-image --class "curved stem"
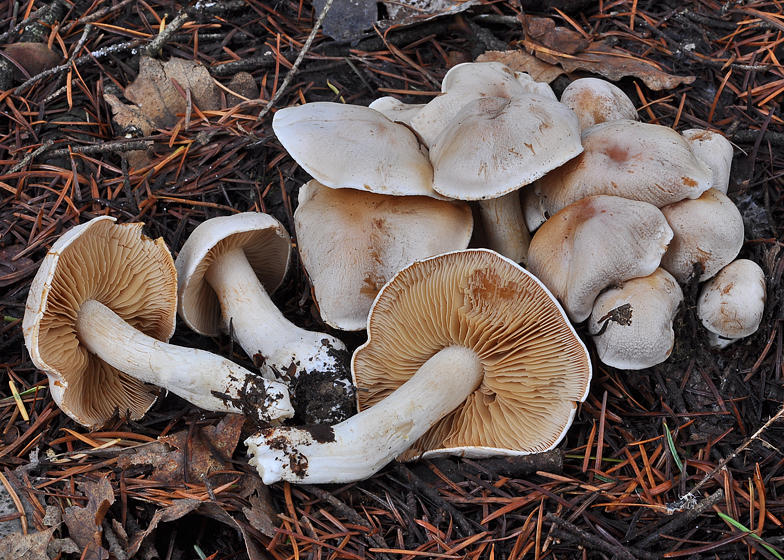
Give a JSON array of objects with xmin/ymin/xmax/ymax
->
[
  {"xmin": 76, "ymin": 299, "xmax": 294, "ymax": 424},
  {"xmin": 205, "ymin": 248, "xmax": 352, "ymax": 424},
  {"xmin": 478, "ymin": 193, "xmax": 531, "ymax": 266},
  {"xmin": 246, "ymin": 345, "xmax": 483, "ymax": 484}
]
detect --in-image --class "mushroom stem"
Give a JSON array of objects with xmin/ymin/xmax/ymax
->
[
  {"xmin": 204, "ymin": 247, "xmax": 349, "ymax": 381},
  {"xmin": 76, "ymin": 299, "xmax": 294, "ymax": 424},
  {"xmin": 478, "ymin": 194, "xmax": 531, "ymax": 266},
  {"xmin": 245, "ymin": 345, "xmax": 483, "ymax": 484}
]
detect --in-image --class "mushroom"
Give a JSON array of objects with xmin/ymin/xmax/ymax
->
[
  {"xmin": 175, "ymin": 212, "xmax": 353, "ymax": 425},
  {"xmin": 588, "ymin": 268, "xmax": 683, "ymax": 370},
  {"xmin": 531, "ymin": 120, "xmax": 714, "ymax": 220},
  {"xmin": 659, "ymin": 188, "xmax": 744, "ymax": 283},
  {"xmin": 245, "ymin": 249, "xmax": 591, "ymax": 484},
  {"xmin": 23, "ymin": 216, "xmax": 294, "ymax": 428},
  {"xmin": 559, "ymin": 77, "xmax": 638, "ymax": 131},
  {"xmin": 294, "ymin": 179, "xmax": 473, "ymax": 331},
  {"xmin": 527, "ymin": 195, "xmax": 674, "ymax": 323},
  {"xmin": 410, "ymin": 61, "xmax": 557, "ymax": 149},
  {"xmin": 272, "ymin": 102, "xmax": 441, "ymax": 198},
  {"xmin": 429, "ymin": 94, "xmax": 583, "ymax": 264},
  {"xmin": 697, "ymin": 259, "xmax": 766, "ymax": 348},
  {"xmin": 368, "ymin": 96, "xmax": 425, "ymax": 125},
  {"xmin": 681, "ymin": 129, "xmax": 733, "ymax": 195}
]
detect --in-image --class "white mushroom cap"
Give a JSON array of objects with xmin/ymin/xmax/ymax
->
[
  {"xmin": 368, "ymin": 96, "xmax": 425, "ymax": 125},
  {"xmin": 560, "ymin": 77, "xmax": 639, "ymax": 131},
  {"xmin": 246, "ymin": 249, "xmax": 591, "ymax": 484},
  {"xmin": 533, "ymin": 120, "xmax": 714, "ymax": 218},
  {"xmin": 24, "ymin": 216, "xmax": 294, "ymax": 427},
  {"xmin": 430, "ymin": 94, "xmax": 583, "ymax": 200},
  {"xmin": 410, "ymin": 62, "xmax": 556, "ymax": 148},
  {"xmin": 527, "ymin": 195, "xmax": 674, "ymax": 323},
  {"xmin": 294, "ymin": 180, "xmax": 473, "ymax": 331},
  {"xmin": 588, "ymin": 268, "xmax": 683, "ymax": 370},
  {"xmin": 659, "ymin": 188, "xmax": 745, "ymax": 283},
  {"xmin": 681, "ymin": 129, "xmax": 733, "ymax": 194},
  {"xmin": 697, "ymin": 259, "xmax": 766, "ymax": 348},
  {"xmin": 273, "ymin": 102, "xmax": 439, "ymax": 198}
]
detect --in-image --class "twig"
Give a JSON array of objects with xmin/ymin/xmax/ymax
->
[
  {"xmin": 635, "ymin": 489, "xmax": 725, "ymax": 549},
  {"xmin": 143, "ymin": 11, "xmax": 190, "ymax": 58},
  {"xmin": 7, "ymin": 141, "xmax": 54, "ymax": 174},
  {"xmin": 256, "ymin": 0, "xmax": 335, "ymax": 121},
  {"xmin": 548, "ymin": 514, "xmax": 662, "ymax": 560},
  {"xmin": 60, "ymin": 0, "xmax": 135, "ymax": 33},
  {"xmin": 0, "ymin": 4, "xmax": 51, "ymax": 44}
]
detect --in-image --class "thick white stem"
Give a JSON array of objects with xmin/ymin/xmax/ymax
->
[
  {"xmin": 479, "ymin": 193, "xmax": 531, "ymax": 266},
  {"xmin": 205, "ymin": 248, "xmax": 348, "ymax": 380},
  {"xmin": 76, "ymin": 299, "xmax": 293, "ymax": 424},
  {"xmin": 246, "ymin": 346, "xmax": 483, "ymax": 484}
]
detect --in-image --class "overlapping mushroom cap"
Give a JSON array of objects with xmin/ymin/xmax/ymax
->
[
  {"xmin": 559, "ymin": 77, "xmax": 639, "ymax": 131},
  {"xmin": 532, "ymin": 120, "xmax": 714, "ymax": 220},
  {"xmin": 23, "ymin": 216, "xmax": 176, "ymax": 427},
  {"xmin": 294, "ymin": 180, "xmax": 473, "ymax": 331},
  {"xmin": 272, "ymin": 102, "xmax": 439, "ymax": 198},
  {"xmin": 527, "ymin": 195, "xmax": 673, "ymax": 323},
  {"xmin": 354, "ymin": 249, "xmax": 591, "ymax": 460}
]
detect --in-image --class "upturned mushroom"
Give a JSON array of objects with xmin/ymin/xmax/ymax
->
[
  {"xmin": 246, "ymin": 249, "xmax": 591, "ymax": 484},
  {"xmin": 530, "ymin": 120, "xmax": 714, "ymax": 224},
  {"xmin": 527, "ymin": 195, "xmax": 674, "ymax": 323},
  {"xmin": 697, "ymin": 259, "xmax": 766, "ymax": 348},
  {"xmin": 429, "ymin": 94, "xmax": 583, "ymax": 264},
  {"xmin": 588, "ymin": 268, "xmax": 683, "ymax": 370},
  {"xmin": 659, "ymin": 188, "xmax": 744, "ymax": 283},
  {"xmin": 23, "ymin": 216, "xmax": 294, "ymax": 428},
  {"xmin": 175, "ymin": 212, "xmax": 353, "ymax": 425},
  {"xmin": 294, "ymin": 179, "xmax": 473, "ymax": 331}
]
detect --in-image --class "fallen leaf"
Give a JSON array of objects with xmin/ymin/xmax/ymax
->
[
  {"xmin": 239, "ymin": 475, "xmax": 277, "ymax": 538},
  {"xmin": 197, "ymin": 502, "xmax": 268, "ymax": 560},
  {"xmin": 0, "ymin": 528, "xmax": 55, "ymax": 560},
  {"xmin": 523, "ymin": 16, "xmax": 589, "ymax": 54},
  {"xmin": 118, "ymin": 415, "xmax": 244, "ymax": 483},
  {"xmin": 477, "ymin": 50, "xmax": 566, "ymax": 83},
  {"xmin": 63, "ymin": 477, "xmax": 113, "ymax": 554},
  {"xmin": 105, "ymin": 56, "xmax": 220, "ymax": 134},
  {"xmin": 227, "ymin": 72, "xmax": 260, "ymax": 107},
  {"xmin": 3, "ymin": 43, "xmax": 60, "ymax": 80},
  {"xmin": 127, "ymin": 499, "xmax": 202, "ymax": 557}
]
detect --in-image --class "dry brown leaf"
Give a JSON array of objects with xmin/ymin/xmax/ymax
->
[
  {"xmin": 0, "ymin": 528, "xmax": 55, "ymax": 560},
  {"xmin": 227, "ymin": 72, "xmax": 260, "ymax": 107},
  {"xmin": 62, "ymin": 477, "xmax": 113, "ymax": 554},
  {"xmin": 240, "ymin": 474, "xmax": 277, "ymax": 538},
  {"xmin": 127, "ymin": 499, "xmax": 202, "ymax": 557},
  {"xmin": 3, "ymin": 43, "xmax": 60, "ymax": 80},
  {"xmin": 477, "ymin": 50, "xmax": 566, "ymax": 83},
  {"xmin": 524, "ymin": 16, "xmax": 589, "ymax": 54},
  {"xmin": 105, "ymin": 56, "xmax": 220, "ymax": 134},
  {"xmin": 118, "ymin": 415, "xmax": 244, "ymax": 483}
]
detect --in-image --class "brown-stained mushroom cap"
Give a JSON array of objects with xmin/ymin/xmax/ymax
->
[
  {"xmin": 23, "ymin": 216, "xmax": 176, "ymax": 427},
  {"xmin": 354, "ymin": 249, "xmax": 591, "ymax": 460},
  {"xmin": 533, "ymin": 120, "xmax": 714, "ymax": 218},
  {"xmin": 294, "ymin": 180, "xmax": 473, "ymax": 331},
  {"xmin": 559, "ymin": 77, "xmax": 639, "ymax": 131}
]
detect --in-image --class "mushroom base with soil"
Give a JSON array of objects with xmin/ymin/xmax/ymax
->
[
  {"xmin": 203, "ymin": 246, "xmax": 354, "ymax": 424},
  {"xmin": 77, "ymin": 299, "xmax": 294, "ymax": 424},
  {"xmin": 246, "ymin": 345, "xmax": 483, "ymax": 484}
]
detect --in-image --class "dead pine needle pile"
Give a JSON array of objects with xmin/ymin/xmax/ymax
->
[{"xmin": 1, "ymin": 0, "xmax": 784, "ymax": 558}]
